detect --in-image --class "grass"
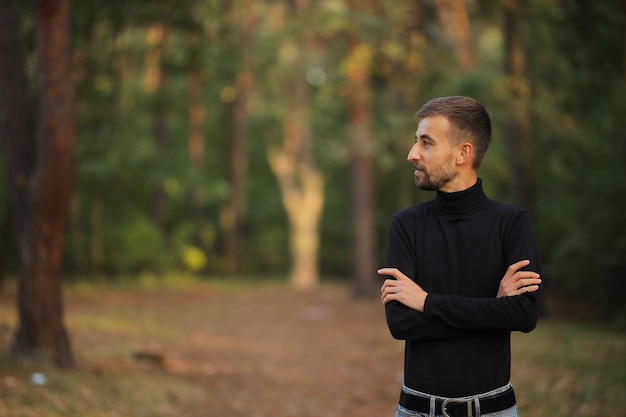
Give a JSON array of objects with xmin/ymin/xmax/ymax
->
[
  {"xmin": 511, "ymin": 320, "xmax": 626, "ymax": 416},
  {"xmin": 0, "ymin": 277, "xmax": 624, "ymax": 417},
  {"xmin": 0, "ymin": 355, "xmax": 209, "ymax": 417}
]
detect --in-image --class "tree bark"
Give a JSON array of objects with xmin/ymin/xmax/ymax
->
[
  {"xmin": 0, "ymin": 0, "xmax": 76, "ymax": 368},
  {"xmin": 219, "ymin": 0, "xmax": 256, "ymax": 275},
  {"xmin": 623, "ymin": 0, "xmax": 626, "ymax": 86},
  {"xmin": 503, "ymin": 0, "xmax": 534, "ymax": 212},
  {"xmin": 144, "ymin": 22, "xmax": 170, "ymax": 231},
  {"xmin": 186, "ymin": 32, "xmax": 206, "ymax": 247},
  {"xmin": 267, "ymin": 80, "xmax": 324, "ymax": 289},
  {"xmin": 267, "ymin": 0, "xmax": 324, "ymax": 290},
  {"xmin": 435, "ymin": 0, "xmax": 474, "ymax": 72},
  {"xmin": 0, "ymin": 0, "xmax": 34, "ymax": 293},
  {"xmin": 345, "ymin": 41, "xmax": 377, "ymax": 297},
  {"xmin": 0, "ymin": 0, "xmax": 36, "ymax": 236}
]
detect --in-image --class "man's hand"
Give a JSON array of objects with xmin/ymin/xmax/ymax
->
[
  {"xmin": 497, "ymin": 260, "xmax": 542, "ymax": 298},
  {"xmin": 378, "ymin": 268, "xmax": 428, "ymax": 312}
]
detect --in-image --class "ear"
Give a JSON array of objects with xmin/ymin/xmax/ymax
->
[{"xmin": 456, "ymin": 142, "xmax": 474, "ymax": 166}]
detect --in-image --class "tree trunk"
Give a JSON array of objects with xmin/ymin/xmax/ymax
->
[
  {"xmin": 503, "ymin": 0, "xmax": 534, "ymax": 212},
  {"xmin": 435, "ymin": 0, "xmax": 474, "ymax": 72},
  {"xmin": 266, "ymin": 0, "xmax": 324, "ymax": 289},
  {"xmin": 0, "ymin": 0, "xmax": 31, "ymax": 292},
  {"xmin": 345, "ymin": 42, "xmax": 377, "ymax": 297},
  {"xmin": 392, "ymin": 0, "xmax": 425, "ymax": 211},
  {"xmin": 267, "ymin": 77, "xmax": 324, "ymax": 290},
  {"xmin": 219, "ymin": 1, "xmax": 256, "ymax": 275},
  {"xmin": 0, "ymin": 0, "xmax": 76, "ymax": 368},
  {"xmin": 623, "ymin": 0, "xmax": 626, "ymax": 86},
  {"xmin": 0, "ymin": 0, "xmax": 36, "ymax": 236},
  {"xmin": 186, "ymin": 32, "xmax": 205, "ymax": 247},
  {"xmin": 267, "ymin": 144, "xmax": 324, "ymax": 290},
  {"xmin": 144, "ymin": 23, "xmax": 170, "ymax": 231}
]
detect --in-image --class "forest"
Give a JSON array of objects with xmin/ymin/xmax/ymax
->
[{"xmin": 0, "ymin": 0, "xmax": 625, "ymax": 365}]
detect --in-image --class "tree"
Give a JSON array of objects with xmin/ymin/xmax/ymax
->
[
  {"xmin": 435, "ymin": 0, "xmax": 474, "ymax": 72},
  {"xmin": 186, "ymin": 30, "xmax": 206, "ymax": 247},
  {"xmin": 502, "ymin": 0, "xmax": 533, "ymax": 212},
  {"xmin": 219, "ymin": 0, "xmax": 257, "ymax": 275},
  {"xmin": 267, "ymin": 0, "xmax": 325, "ymax": 289},
  {"xmin": 144, "ymin": 21, "xmax": 171, "ymax": 231},
  {"xmin": 345, "ymin": 41, "xmax": 377, "ymax": 297},
  {"xmin": 0, "ymin": 0, "xmax": 76, "ymax": 367}
]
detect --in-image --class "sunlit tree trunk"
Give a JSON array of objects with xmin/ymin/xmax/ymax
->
[
  {"xmin": 267, "ymin": 78, "xmax": 324, "ymax": 289},
  {"xmin": 144, "ymin": 23, "xmax": 170, "ymax": 231},
  {"xmin": 503, "ymin": 0, "xmax": 534, "ymax": 212},
  {"xmin": 268, "ymin": 1, "xmax": 324, "ymax": 289},
  {"xmin": 0, "ymin": 0, "xmax": 76, "ymax": 368},
  {"xmin": 435, "ymin": 0, "xmax": 474, "ymax": 72}
]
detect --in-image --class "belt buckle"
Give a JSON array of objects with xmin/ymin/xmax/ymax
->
[{"xmin": 442, "ymin": 398, "xmax": 474, "ymax": 417}]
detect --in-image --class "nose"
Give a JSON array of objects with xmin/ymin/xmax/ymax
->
[{"xmin": 407, "ymin": 143, "xmax": 420, "ymax": 162}]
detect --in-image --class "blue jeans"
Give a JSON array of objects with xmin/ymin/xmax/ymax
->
[{"xmin": 395, "ymin": 384, "xmax": 520, "ymax": 417}]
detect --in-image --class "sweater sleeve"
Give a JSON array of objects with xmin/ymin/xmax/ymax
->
[
  {"xmin": 422, "ymin": 210, "xmax": 542, "ymax": 333},
  {"xmin": 384, "ymin": 213, "xmax": 472, "ymax": 340}
]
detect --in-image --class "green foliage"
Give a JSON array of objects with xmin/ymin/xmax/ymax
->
[
  {"xmin": 107, "ymin": 216, "xmax": 171, "ymax": 272},
  {"xmin": 1, "ymin": 0, "xmax": 624, "ymax": 317},
  {"xmin": 526, "ymin": 0, "xmax": 626, "ymax": 317}
]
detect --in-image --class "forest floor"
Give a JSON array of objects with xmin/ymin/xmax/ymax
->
[{"xmin": 0, "ymin": 278, "xmax": 624, "ymax": 417}]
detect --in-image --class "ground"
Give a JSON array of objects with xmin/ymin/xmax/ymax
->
[
  {"xmin": 139, "ymin": 284, "xmax": 403, "ymax": 417},
  {"xmin": 0, "ymin": 280, "xmax": 624, "ymax": 417}
]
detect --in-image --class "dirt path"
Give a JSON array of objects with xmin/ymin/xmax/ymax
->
[
  {"xmin": 2, "ymin": 283, "xmax": 624, "ymax": 416},
  {"xmin": 114, "ymin": 285, "xmax": 404, "ymax": 417}
]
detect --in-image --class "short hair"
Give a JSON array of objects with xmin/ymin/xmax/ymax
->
[{"xmin": 416, "ymin": 96, "xmax": 491, "ymax": 170}]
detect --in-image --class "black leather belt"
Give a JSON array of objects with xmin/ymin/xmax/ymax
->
[{"xmin": 399, "ymin": 386, "xmax": 516, "ymax": 417}]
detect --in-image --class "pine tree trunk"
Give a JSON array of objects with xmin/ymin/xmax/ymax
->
[
  {"xmin": 503, "ymin": 0, "xmax": 534, "ymax": 212},
  {"xmin": 219, "ymin": 1, "xmax": 256, "ymax": 275},
  {"xmin": 144, "ymin": 23, "xmax": 169, "ymax": 231},
  {"xmin": 345, "ymin": 42, "xmax": 377, "ymax": 297},
  {"xmin": 435, "ymin": 0, "xmax": 474, "ymax": 72},
  {"xmin": 0, "ymin": 0, "xmax": 76, "ymax": 368},
  {"xmin": 187, "ymin": 32, "xmax": 205, "ymax": 247}
]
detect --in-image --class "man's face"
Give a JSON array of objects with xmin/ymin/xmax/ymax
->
[{"xmin": 407, "ymin": 115, "xmax": 458, "ymax": 191}]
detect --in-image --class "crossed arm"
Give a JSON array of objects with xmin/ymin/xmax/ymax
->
[{"xmin": 378, "ymin": 259, "xmax": 541, "ymax": 313}]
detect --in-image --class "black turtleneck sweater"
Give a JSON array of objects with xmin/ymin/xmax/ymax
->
[{"xmin": 384, "ymin": 179, "xmax": 541, "ymax": 398}]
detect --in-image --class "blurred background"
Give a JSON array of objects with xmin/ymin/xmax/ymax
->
[
  {"xmin": 0, "ymin": 0, "xmax": 625, "ymax": 415},
  {"xmin": 2, "ymin": 0, "xmax": 625, "ymax": 312}
]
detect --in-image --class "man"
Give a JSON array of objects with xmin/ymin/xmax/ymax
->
[{"xmin": 378, "ymin": 96, "xmax": 542, "ymax": 417}]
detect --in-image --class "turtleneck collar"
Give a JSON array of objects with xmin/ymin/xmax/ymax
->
[{"xmin": 434, "ymin": 178, "xmax": 487, "ymax": 216}]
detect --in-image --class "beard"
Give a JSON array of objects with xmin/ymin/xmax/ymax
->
[{"xmin": 413, "ymin": 160, "xmax": 457, "ymax": 191}]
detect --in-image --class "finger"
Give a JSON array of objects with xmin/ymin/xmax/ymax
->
[
  {"xmin": 507, "ymin": 269, "xmax": 539, "ymax": 281},
  {"xmin": 377, "ymin": 268, "xmax": 409, "ymax": 281},
  {"xmin": 521, "ymin": 277, "xmax": 542, "ymax": 286},
  {"xmin": 381, "ymin": 279, "xmax": 396, "ymax": 294},
  {"xmin": 508, "ymin": 278, "xmax": 541, "ymax": 292},
  {"xmin": 381, "ymin": 287, "xmax": 399, "ymax": 304},
  {"xmin": 518, "ymin": 285, "xmax": 540, "ymax": 295},
  {"xmin": 507, "ymin": 259, "xmax": 531, "ymax": 275},
  {"xmin": 513, "ymin": 272, "xmax": 541, "ymax": 282},
  {"xmin": 380, "ymin": 279, "xmax": 396, "ymax": 293},
  {"xmin": 377, "ymin": 267, "xmax": 398, "ymax": 277}
]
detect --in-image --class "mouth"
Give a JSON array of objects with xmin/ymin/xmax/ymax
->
[{"xmin": 413, "ymin": 165, "xmax": 425, "ymax": 175}]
